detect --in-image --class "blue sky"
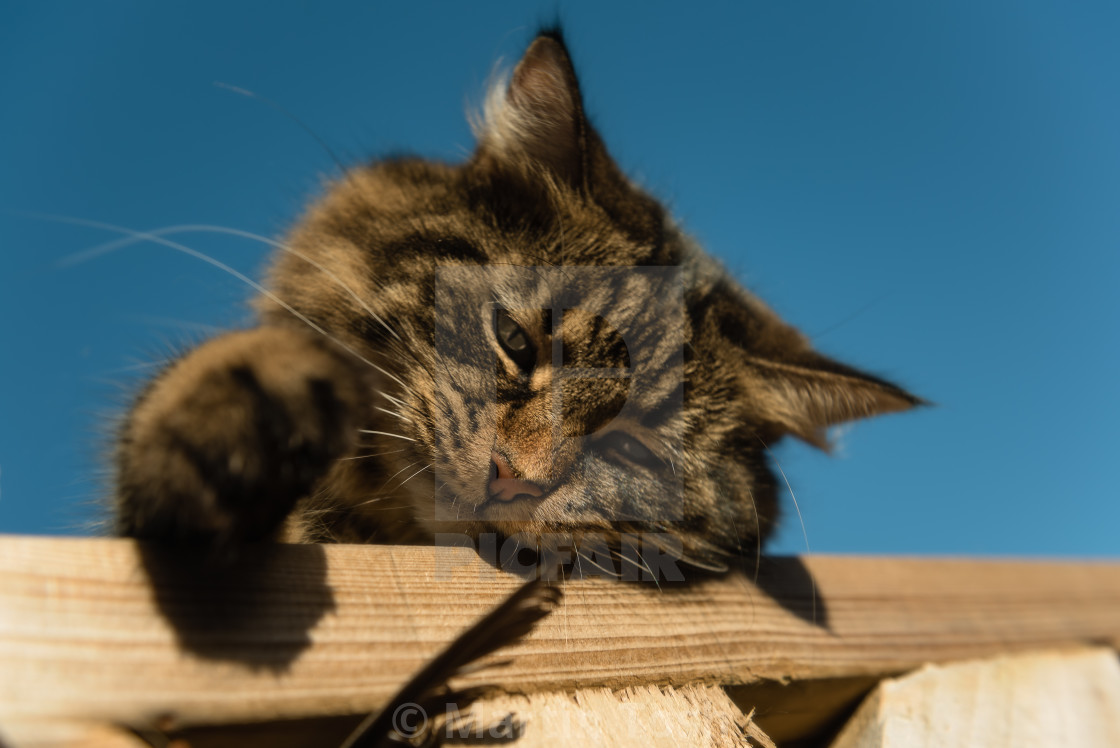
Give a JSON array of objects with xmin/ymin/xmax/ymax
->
[{"xmin": 1, "ymin": 2, "xmax": 1117, "ymax": 556}]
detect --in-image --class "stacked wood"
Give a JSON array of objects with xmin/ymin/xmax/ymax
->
[{"xmin": 1, "ymin": 536, "xmax": 1118, "ymax": 746}]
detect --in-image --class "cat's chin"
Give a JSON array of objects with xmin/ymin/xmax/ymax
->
[{"xmin": 467, "ymin": 498, "xmax": 543, "ymax": 524}]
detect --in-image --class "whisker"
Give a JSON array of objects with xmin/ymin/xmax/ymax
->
[
  {"xmin": 380, "ymin": 392, "xmax": 409, "ymax": 409},
  {"xmin": 337, "ymin": 449, "xmax": 406, "ymax": 462},
  {"xmin": 349, "ymin": 495, "xmax": 393, "ymax": 510},
  {"xmin": 56, "ymin": 222, "xmax": 402, "ymax": 343},
  {"xmin": 32, "ymin": 214, "xmax": 416, "ymax": 394},
  {"xmin": 377, "ymin": 460, "xmax": 422, "ymax": 493},
  {"xmin": 355, "ymin": 447, "xmax": 409, "ymax": 457},
  {"xmin": 212, "ymin": 82, "xmax": 353, "ymax": 181},
  {"xmin": 573, "ymin": 548, "xmax": 618, "ymax": 580},
  {"xmin": 764, "ymin": 449, "xmax": 810, "ymax": 555},
  {"xmin": 614, "ymin": 546, "xmax": 661, "ymax": 591},
  {"xmin": 745, "ymin": 484, "xmax": 762, "ymax": 584},
  {"xmin": 376, "ymin": 406, "xmax": 412, "ymax": 423},
  {"xmin": 753, "ymin": 433, "xmax": 817, "ymax": 625},
  {"xmin": 357, "ymin": 429, "xmax": 416, "ymax": 443},
  {"xmin": 394, "ymin": 464, "xmax": 432, "ymax": 492}
]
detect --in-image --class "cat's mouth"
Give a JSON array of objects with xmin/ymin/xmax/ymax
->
[
  {"xmin": 470, "ymin": 451, "xmax": 549, "ymax": 522},
  {"xmin": 426, "ymin": 469, "xmax": 548, "ymax": 525},
  {"xmin": 473, "ymin": 492, "xmax": 547, "ymax": 523}
]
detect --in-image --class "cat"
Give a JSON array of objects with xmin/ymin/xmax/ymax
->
[{"xmin": 113, "ymin": 29, "xmax": 920, "ymax": 575}]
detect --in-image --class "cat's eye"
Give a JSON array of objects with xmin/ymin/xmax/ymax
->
[
  {"xmin": 600, "ymin": 431, "xmax": 661, "ymax": 469},
  {"xmin": 494, "ymin": 309, "xmax": 536, "ymax": 373}
]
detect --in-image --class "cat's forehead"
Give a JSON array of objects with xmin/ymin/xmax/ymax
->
[
  {"xmin": 302, "ymin": 159, "xmax": 794, "ymax": 361},
  {"xmin": 309, "ymin": 156, "xmax": 666, "ymax": 266}
]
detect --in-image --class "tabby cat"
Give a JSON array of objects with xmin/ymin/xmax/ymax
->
[{"xmin": 114, "ymin": 30, "xmax": 919, "ymax": 574}]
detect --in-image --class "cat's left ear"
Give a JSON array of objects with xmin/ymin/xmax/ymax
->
[
  {"xmin": 745, "ymin": 353, "xmax": 924, "ymax": 450},
  {"xmin": 474, "ymin": 30, "xmax": 590, "ymax": 188}
]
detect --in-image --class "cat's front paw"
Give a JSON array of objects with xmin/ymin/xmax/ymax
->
[{"xmin": 115, "ymin": 327, "xmax": 367, "ymax": 545}]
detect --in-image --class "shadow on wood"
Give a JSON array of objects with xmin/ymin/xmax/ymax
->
[
  {"xmin": 751, "ymin": 555, "xmax": 829, "ymax": 630},
  {"xmin": 455, "ymin": 532, "xmax": 831, "ymax": 632},
  {"xmin": 137, "ymin": 542, "xmax": 334, "ymax": 672}
]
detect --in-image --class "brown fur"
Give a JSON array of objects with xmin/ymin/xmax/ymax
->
[{"xmin": 114, "ymin": 31, "xmax": 920, "ymax": 571}]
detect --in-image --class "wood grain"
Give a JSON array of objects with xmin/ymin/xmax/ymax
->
[
  {"xmin": 1, "ymin": 535, "xmax": 1118, "ymax": 743},
  {"xmin": 829, "ymin": 648, "xmax": 1120, "ymax": 747}
]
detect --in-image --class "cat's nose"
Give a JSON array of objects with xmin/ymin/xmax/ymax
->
[{"xmin": 488, "ymin": 451, "xmax": 545, "ymax": 502}]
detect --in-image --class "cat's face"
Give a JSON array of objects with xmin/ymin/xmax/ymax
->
[{"xmin": 261, "ymin": 33, "xmax": 919, "ymax": 570}]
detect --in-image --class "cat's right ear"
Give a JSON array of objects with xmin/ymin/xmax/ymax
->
[
  {"xmin": 473, "ymin": 31, "xmax": 590, "ymax": 189},
  {"xmin": 744, "ymin": 353, "xmax": 925, "ymax": 450}
]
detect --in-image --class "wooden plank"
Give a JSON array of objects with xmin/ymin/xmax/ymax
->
[
  {"xmin": 0, "ymin": 722, "xmax": 148, "ymax": 748},
  {"xmin": 1, "ymin": 687, "xmax": 777, "ymax": 748},
  {"xmin": 445, "ymin": 685, "xmax": 775, "ymax": 748},
  {"xmin": 1, "ymin": 535, "xmax": 1119, "ymax": 743},
  {"xmin": 829, "ymin": 648, "xmax": 1120, "ymax": 747}
]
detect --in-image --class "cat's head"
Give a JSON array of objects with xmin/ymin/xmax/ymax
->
[{"xmin": 266, "ymin": 31, "xmax": 920, "ymax": 570}]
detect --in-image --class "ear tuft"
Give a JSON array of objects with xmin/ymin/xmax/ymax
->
[{"xmin": 475, "ymin": 33, "xmax": 587, "ymax": 187}]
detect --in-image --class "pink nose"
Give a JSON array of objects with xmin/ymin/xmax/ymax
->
[{"xmin": 488, "ymin": 452, "xmax": 544, "ymax": 502}]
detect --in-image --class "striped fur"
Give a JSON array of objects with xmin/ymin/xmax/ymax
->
[{"xmin": 114, "ymin": 30, "xmax": 919, "ymax": 571}]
